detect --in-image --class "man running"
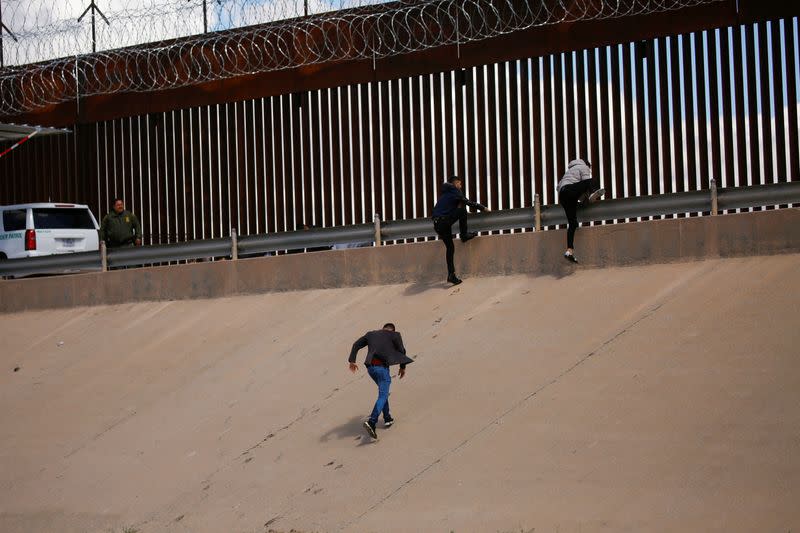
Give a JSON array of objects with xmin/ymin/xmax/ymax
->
[
  {"xmin": 432, "ymin": 176, "xmax": 489, "ymax": 285},
  {"xmin": 348, "ymin": 323, "xmax": 413, "ymax": 439}
]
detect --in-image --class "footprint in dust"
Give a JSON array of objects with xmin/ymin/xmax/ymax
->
[
  {"xmin": 313, "ymin": 488, "xmax": 324, "ymax": 495},
  {"xmin": 335, "ymin": 464, "xmax": 343, "ymax": 470},
  {"xmin": 245, "ymin": 457, "xmax": 254, "ymax": 464},
  {"xmin": 174, "ymin": 514, "xmax": 185, "ymax": 522},
  {"xmin": 523, "ymin": 290, "xmax": 531, "ymax": 295},
  {"xmin": 325, "ymin": 461, "xmax": 335, "ymax": 467}
]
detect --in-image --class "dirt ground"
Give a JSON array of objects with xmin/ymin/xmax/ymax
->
[{"xmin": 1, "ymin": 254, "xmax": 799, "ymax": 532}]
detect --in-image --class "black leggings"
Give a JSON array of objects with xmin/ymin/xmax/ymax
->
[
  {"xmin": 433, "ymin": 207, "xmax": 468, "ymax": 275},
  {"xmin": 558, "ymin": 180, "xmax": 593, "ymax": 249}
]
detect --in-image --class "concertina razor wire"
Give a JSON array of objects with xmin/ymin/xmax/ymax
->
[{"xmin": 0, "ymin": 0, "xmax": 722, "ymax": 116}]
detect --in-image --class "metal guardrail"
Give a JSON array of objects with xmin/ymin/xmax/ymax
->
[
  {"xmin": 108, "ymin": 237, "xmax": 231, "ymax": 269},
  {"xmin": 238, "ymin": 223, "xmax": 375, "ymax": 256},
  {"xmin": 1, "ymin": 181, "xmax": 798, "ymax": 278},
  {"xmin": 0, "ymin": 249, "xmax": 101, "ymax": 277}
]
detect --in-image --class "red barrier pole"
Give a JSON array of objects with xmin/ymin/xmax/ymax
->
[{"xmin": 0, "ymin": 129, "xmax": 39, "ymax": 160}]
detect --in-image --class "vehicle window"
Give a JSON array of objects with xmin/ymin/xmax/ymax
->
[
  {"xmin": 32, "ymin": 208, "xmax": 96, "ymax": 229},
  {"xmin": 2, "ymin": 209, "xmax": 26, "ymax": 231}
]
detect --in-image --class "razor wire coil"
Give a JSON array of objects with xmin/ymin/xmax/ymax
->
[{"xmin": 0, "ymin": 0, "xmax": 723, "ymax": 116}]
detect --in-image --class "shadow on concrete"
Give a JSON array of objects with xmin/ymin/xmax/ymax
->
[
  {"xmin": 524, "ymin": 259, "xmax": 580, "ymax": 281},
  {"xmin": 320, "ymin": 415, "xmax": 375, "ymax": 446},
  {"xmin": 403, "ymin": 279, "xmax": 451, "ymax": 295},
  {"xmin": 548, "ymin": 260, "xmax": 580, "ymax": 280}
]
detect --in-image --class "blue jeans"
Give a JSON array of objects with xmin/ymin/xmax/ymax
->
[{"xmin": 367, "ymin": 365, "xmax": 391, "ymax": 425}]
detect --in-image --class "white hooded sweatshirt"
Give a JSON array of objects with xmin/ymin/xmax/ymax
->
[{"xmin": 557, "ymin": 159, "xmax": 592, "ymax": 193}]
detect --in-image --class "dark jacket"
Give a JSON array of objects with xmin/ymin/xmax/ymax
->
[
  {"xmin": 349, "ymin": 329, "xmax": 413, "ymax": 368},
  {"xmin": 432, "ymin": 182, "xmax": 487, "ymax": 218},
  {"xmin": 100, "ymin": 210, "xmax": 142, "ymax": 248}
]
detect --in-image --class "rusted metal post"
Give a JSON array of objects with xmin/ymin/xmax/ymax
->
[
  {"xmin": 231, "ymin": 228, "xmax": 238, "ymax": 260},
  {"xmin": 373, "ymin": 213, "xmax": 382, "ymax": 246},
  {"xmin": 710, "ymin": 178, "xmax": 718, "ymax": 216},
  {"xmin": 534, "ymin": 193, "xmax": 541, "ymax": 231}
]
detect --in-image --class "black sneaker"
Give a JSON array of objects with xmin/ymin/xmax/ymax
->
[
  {"xmin": 384, "ymin": 417, "xmax": 394, "ymax": 428},
  {"xmin": 447, "ymin": 274, "xmax": 463, "ymax": 285},
  {"xmin": 564, "ymin": 251, "xmax": 578, "ymax": 263},
  {"xmin": 460, "ymin": 231, "xmax": 478, "ymax": 243},
  {"xmin": 363, "ymin": 420, "xmax": 377, "ymax": 439}
]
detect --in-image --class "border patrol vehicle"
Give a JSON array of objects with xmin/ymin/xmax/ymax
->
[{"xmin": 0, "ymin": 203, "xmax": 100, "ymax": 261}]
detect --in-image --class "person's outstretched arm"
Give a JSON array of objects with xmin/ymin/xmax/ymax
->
[
  {"xmin": 348, "ymin": 334, "xmax": 368, "ymax": 372},
  {"xmin": 455, "ymin": 187, "xmax": 489, "ymax": 212},
  {"xmin": 394, "ymin": 333, "xmax": 408, "ymax": 378}
]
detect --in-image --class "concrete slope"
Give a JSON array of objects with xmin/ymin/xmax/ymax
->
[{"xmin": 1, "ymin": 254, "xmax": 798, "ymax": 533}]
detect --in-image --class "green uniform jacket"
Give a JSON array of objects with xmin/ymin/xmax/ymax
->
[{"xmin": 100, "ymin": 210, "xmax": 142, "ymax": 247}]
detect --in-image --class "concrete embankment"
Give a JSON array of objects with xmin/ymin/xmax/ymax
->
[
  {"xmin": 0, "ymin": 253, "xmax": 798, "ymax": 532},
  {"xmin": 1, "ymin": 208, "xmax": 798, "ymax": 313}
]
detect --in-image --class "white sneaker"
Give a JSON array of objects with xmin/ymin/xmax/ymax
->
[{"xmin": 587, "ymin": 188, "xmax": 605, "ymax": 203}]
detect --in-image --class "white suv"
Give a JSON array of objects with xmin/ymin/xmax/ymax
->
[{"xmin": 0, "ymin": 203, "xmax": 100, "ymax": 260}]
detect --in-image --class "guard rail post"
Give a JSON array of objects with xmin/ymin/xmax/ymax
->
[
  {"xmin": 534, "ymin": 193, "xmax": 541, "ymax": 231},
  {"xmin": 374, "ymin": 213, "xmax": 382, "ymax": 246},
  {"xmin": 231, "ymin": 228, "xmax": 238, "ymax": 260},
  {"xmin": 710, "ymin": 178, "xmax": 718, "ymax": 215},
  {"xmin": 100, "ymin": 241, "xmax": 108, "ymax": 272}
]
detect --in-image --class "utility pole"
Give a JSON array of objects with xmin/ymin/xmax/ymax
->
[
  {"xmin": 77, "ymin": 1, "xmax": 110, "ymax": 54},
  {"xmin": 304, "ymin": 0, "xmax": 308, "ymax": 17},
  {"xmin": 0, "ymin": 0, "xmax": 19, "ymax": 68}
]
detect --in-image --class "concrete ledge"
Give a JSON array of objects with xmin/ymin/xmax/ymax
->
[{"xmin": 1, "ymin": 209, "xmax": 798, "ymax": 313}]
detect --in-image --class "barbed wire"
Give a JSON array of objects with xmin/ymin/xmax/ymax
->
[{"xmin": 0, "ymin": 0, "xmax": 723, "ymax": 116}]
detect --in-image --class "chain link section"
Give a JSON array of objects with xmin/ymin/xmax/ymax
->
[{"xmin": 0, "ymin": 0, "xmax": 722, "ymax": 116}]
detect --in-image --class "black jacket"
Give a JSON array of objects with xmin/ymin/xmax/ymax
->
[
  {"xmin": 349, "ymin": 329, "xmax": 413, "ymax": 368},
  {"xmin": 432, "ymin": 182, "xmax": 486, "ymax": 218}
]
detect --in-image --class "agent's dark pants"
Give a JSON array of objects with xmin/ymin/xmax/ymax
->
[
  {"xmin": 558, "ymin": 180, "xmax": 593, "ymax": 249},
  {"xmin": 433, "ymin": 207, "xmax": 468, "ymax": 276}
]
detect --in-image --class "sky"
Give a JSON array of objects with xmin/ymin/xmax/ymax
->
[{"xmin": 0, "ymin": 0, "xmax": 384, "ymax": 65}]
